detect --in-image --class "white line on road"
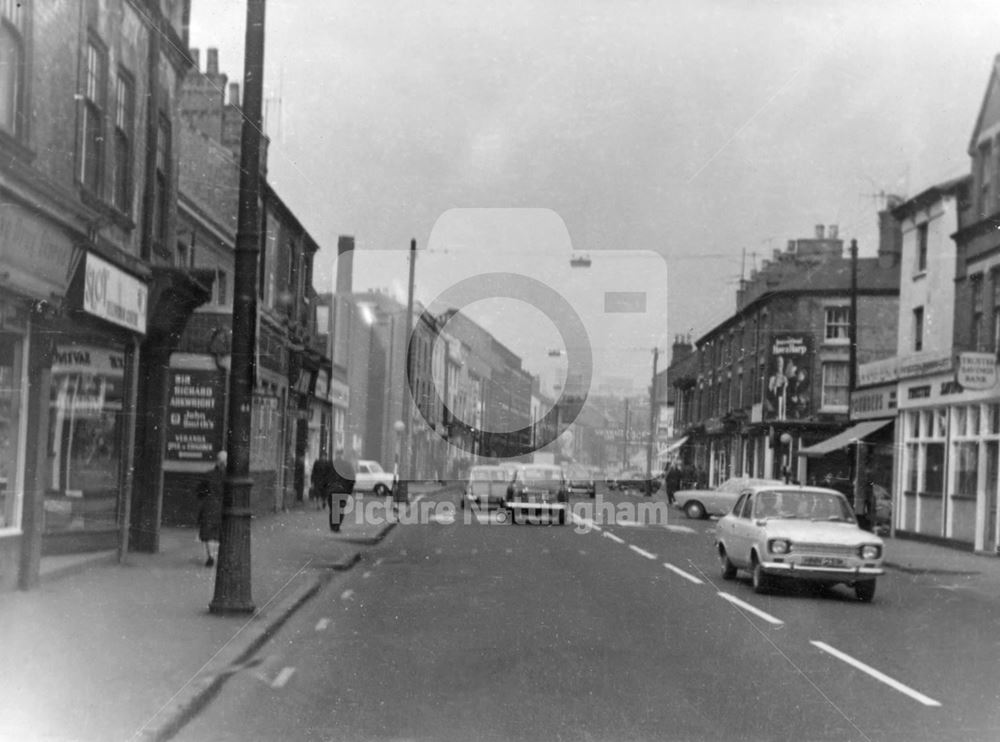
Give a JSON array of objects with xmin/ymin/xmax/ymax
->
[
  {"xmin": 271, "ymin": 667, "xmax": 296, "ymax": 688},
  {"xmin": 374, "ymin": 558, "xmax": 384, "ymax": 567},
  {"xmin": 569, "ymin": 513, "xmax": 601, "ymax": 531},
  {"xmin": 603, "ymin": 531, "xmax": 625, "ymax": 544},
  {"xmin": 340, "ymin": 589, "xmax": 354, "ymax": 601},
  {"xmin": 315, "ymin": 618, "xmax": 331, "ymax": 631},
  {"xmin": 810, "ymin": 641, "xmax": 942, "ymax": 707},
  {"xmin": 663, "ymin": 524, "xmax": 697, "ymax": 534},
  {"xmin": 662, "ymin": 562, "xmax": 704, "ymax": 584},
  {"xmin": 717, "ymin": 592, "xmax": 784, "ymax": 625},
  {"xmin": 362, "ymin": 571, "xmax": 372, "ymax": 579},
  {"xmin": 629, "ymin": 544, "xmax": 657, "ymax": 560}
]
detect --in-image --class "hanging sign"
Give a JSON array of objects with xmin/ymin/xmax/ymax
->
[{"xmin": 957, "ymin": 352, "xmax": 997, "ymax": 390}]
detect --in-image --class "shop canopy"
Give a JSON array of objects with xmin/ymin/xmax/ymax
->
[
  {"xmin": 797, "ymin": 419, "xmax": 892, "ymax": 457},
  {"xmin": 663, "ymin": 436, "xmax": 688, "ymax": 454}
]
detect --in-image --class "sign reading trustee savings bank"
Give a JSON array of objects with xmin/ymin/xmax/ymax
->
[{"xmin": 82, "ymin": 252, "xmax": 148, "ymax": 334}]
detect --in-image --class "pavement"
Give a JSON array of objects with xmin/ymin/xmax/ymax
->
[
  {"xmin": 0, "ymin": 484, "xmax": 450, "ymax": 742},
  {"xmin": 1, "ymin": 482, "xmax": 998, "ymax": 742}
]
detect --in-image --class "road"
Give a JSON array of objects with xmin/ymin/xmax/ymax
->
[{"xmin": 177, "ymin": 486, "xmax": 1000, "ymax": 742}]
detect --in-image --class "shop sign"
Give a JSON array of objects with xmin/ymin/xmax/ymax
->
[
  {"xmin": 314, "ymin": 369, "xmax": 329, "ymax": 400},
  {"xmin": 850, "ymin": 385, "xmax": 897, "ymax": 421},
  {"xmin": 765, "ymin": 334, "xmax": 812, "ymax": 421},
  {"xmin": 165, "ymin": 369, "xmax": 225, "ymax": 462},
  {"xmin": 82, "ymin": 253, "xmax": 148, "ymax": 334},
  {"xmin": 857, "ymin": 357, "xmax": 899, "ymax": 387},
  {"xmin": 898, "ymin": 349, "xmax": 953, "ymax": 380},
  {"xmin": 330, "ymin": 377, "xmax": 350, "ymax": 407},
  {"xmin": 0, "ymin": 202, "xmax": 75, "ymax": 299},
  {"xmin": 957, "ymin": 352, "xmax": 997, "ymax": 390}
]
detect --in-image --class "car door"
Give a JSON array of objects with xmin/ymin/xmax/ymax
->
[
  {"xmin": 728, "ymin": 491, "xmax": 756, "ymax": 567},
  {"xmin": 718, "ymin": 492, "xmax": 747, "ymax": 560}
]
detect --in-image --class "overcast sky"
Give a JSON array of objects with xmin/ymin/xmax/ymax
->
[{"xmin": 189, "ymin": 0, "xmax": 1000, "ymax": 389}]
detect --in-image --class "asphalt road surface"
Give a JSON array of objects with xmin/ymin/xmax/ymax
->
[{"xmin": 177, "ymin": 488, "xmax": 1000, "ymax": 742}]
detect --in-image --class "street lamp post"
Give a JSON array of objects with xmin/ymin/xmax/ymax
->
[
  {"xmin": 396, "ymin": 238, "xmax": 416, "ymax": 504},
  {"xmin": 210, "ymin": 0, "xmax": 266, "ymax": 615},
  {"xmin": 780, "ymin": 432, "xmax": 792, "ymax": 484}
]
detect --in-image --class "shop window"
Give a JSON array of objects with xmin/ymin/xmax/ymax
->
[
  {"xmin": 955, "ymin": 441, "xmax": 978, "ymax": 497},
  {"xmin": 925, "ymin": 442, "xmax": 945, "ymax": 496},
  {"xmin": 45, "ymin": 344, "xmax": 123, "ymax": 533},
  {"xmin": 905, "ymin": 443, "xmax": 918, "ymax": 493},
  {"xmin": 0, "ymin": 334, "xmax": 23, "ymax": 530}
]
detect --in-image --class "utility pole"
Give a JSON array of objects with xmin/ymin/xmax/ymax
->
[
  {"xmin": 622, "ymin": 397, "xmax": 630, "ymax": 470},
  {"xmin": 210, "ymin": 0, "xmax": 266, "ymax": 615},
  {"xmin": 396, "ymin": 238, "xmax": 416, "ymax": 505},
  {"xmin": 646, "ymin": 348, "xmax": 660, "ymax": 496}
]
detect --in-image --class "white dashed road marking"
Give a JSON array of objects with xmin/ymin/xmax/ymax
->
[
  {"xmin": 362, "ymin": 571, "xmax": 372, "ymax": 579},
  {"xmin": 340, "ymin": 589, "xmax": 354, "ymax": 601},
  {"xmin": 603, "ymin": 532, "xmax": 625, "ymax": 544},
  {"xmin": 271, "ymin": 667, "xmax": 296, "ymax": 688},
  {"xmin": 663, "ymin": 562, "xmax": 704, "ymax": 584},
  {"xmin": 663, "ymin": 524, "xmax": 697, "ymax": 534},
  {"xmin": 570, "ymin": 513, "xmax": 601, "ymax": 531},
  {"xmin": 315, "ymin": 618, "xmax": 331, "ymax": 631},
  {"xmin": 810, "ymin": 641, "xmax": 942, "ymax": 707},
  {"xmin": 628, "ymin": 545, "xmax": 657, "ymax": 560},
  {"xmin": 717, "ymin": 592, "xmax": 784, "ymax": 626}
]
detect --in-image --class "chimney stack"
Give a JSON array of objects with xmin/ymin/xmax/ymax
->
[
  {"xmin": 815, "ymin": 224, "xmax": 825, "ymax": 239},
  {"xmin": 207, "ymin": 48, "xmax": 219, "ymax": 76},
  {"xmin": 229, "ymin": 82, "xmax": 240, "ymax": 107},
  {"xmin": 828, "ymin": 224, "xmax": 838, "ymax": 239},
  {"xmin": 336, "ymin": 236, "xmax": 355, "ymax": 295},
  {"xmin": 190, "ymin": 47, "xmax": 200, "ymax": 71}
]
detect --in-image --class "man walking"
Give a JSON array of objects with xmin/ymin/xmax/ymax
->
[
  {"xmin": 329, "ymin": 448, "xmax": 356, "ymax": 532},
  {"xmin": 665, "ymin": 462, "xmax": 682, "ymax": 506}
]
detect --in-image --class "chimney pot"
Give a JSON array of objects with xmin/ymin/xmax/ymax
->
[
  {"xmin": 190, "ymin": 48, "xmax": 200, "ymax": 70},
  {"xmin": 229, "ymin": 82, "xmax": 240, "ymax": 107},
  {"xmin": 828, "ymin": 224, "xmax": 839, "ymax": 239},
  {"xmin": 207, "ymin": 48, "xmax": 219, "ymax": 76},
  {"xmin": 787, "ymin": 240, "xmax": 795, "ymax": 251},
  {"xmin": 815, "ymin": 224, "xmax": 825, "ymax": 239}
]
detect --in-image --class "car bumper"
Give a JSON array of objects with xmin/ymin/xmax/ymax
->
[
  {"xmin": 504, "ymin": 500, "xmax": 567, "ymax": 511},
  {"xmin": 464, "ymin": 494, "xmax": 504, "ymax": 507},
  {"xmin": 760, "ymin": 561, "xmax": 884, "ymax": 580}
]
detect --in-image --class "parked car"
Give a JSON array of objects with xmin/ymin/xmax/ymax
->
[
  {"xmin": 353, "ymin": 459, "xmax": 396, "ymax": 496},
  {"xmin": 462, "ymin": 465, "xmax": 509, "ymax": 510},
  {"xmin": 563, "ymin": 464, "xmax": 596, "ymax": 498},
  {"xmin": 504, "ymin": 464, "xmax": 568, "ymax": 524},
  {"xmin": 674, "ymin": 476, "xmax": 783, "ymax": 520},
  {"xmin": 715, "ymin": 484, "xmax": 885, "ymax": 602},
  {"xmin": 612, "ymin": 470, "xmax": 661, "ymax": 494}
]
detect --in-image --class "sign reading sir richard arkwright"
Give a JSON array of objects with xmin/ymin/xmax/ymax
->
[
  {"xmin": 765, "ymin": 334, "xmax": 812, "ymax": 421},
  {"xmin": 165, "ymin": 369, "xmax": 225, "ymax": 462}
]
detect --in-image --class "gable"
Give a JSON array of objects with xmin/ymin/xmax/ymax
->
[{"xmin": 968, "ymin": 57, "xmax": 1000, "ymax": 154}]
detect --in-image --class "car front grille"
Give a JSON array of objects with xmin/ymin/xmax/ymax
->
[{"xmin": 792, "ymin": 543, "xmax": 858, "ymax": 557}]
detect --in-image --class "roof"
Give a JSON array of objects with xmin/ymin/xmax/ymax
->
[{"xmin": 891, "ymin": 174, "xmax": 971, "ymax": 221}]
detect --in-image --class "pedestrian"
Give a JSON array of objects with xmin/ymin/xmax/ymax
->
[
  {"xmin": 665, "ymin": 461, "xmax": 682, "ymax": 506},
  {"xmin": 329, "ymin": 448, "xmax": 356, "ymax": 532},
  {"xmin": 311, "ymin": 454, "xmax": 334, "ymax": 512},
  {"xmin": 197, "ymin": 450, "xmax": 226, "ymax": 567}
]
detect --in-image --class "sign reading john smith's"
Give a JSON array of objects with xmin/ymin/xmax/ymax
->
[{"xmin": 165, "ymin": 369, "xmax": 225, "ymax": 462}]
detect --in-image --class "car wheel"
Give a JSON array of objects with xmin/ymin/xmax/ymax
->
[
  {"xmin": 374, "ymin": 484, "xmax": 388, "ymax": 497},
  {"xmin": 854, "ymin": 580, "xmax": 876, "ymax": 603},
  {"xmin": 751, "ymin": 555, "xmax": 770, "ymax": 594},
  {"xmin": 719, "ymin": 547, "xmax": 737, "ymax": 580},
  {"xmin": 684, "ymin": 501, "xmax": 706, "ymax": 520}
]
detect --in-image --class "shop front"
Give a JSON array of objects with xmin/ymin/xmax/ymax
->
[{"xmin": 897, "ymin": 354, "xmax": 1000, "ymax": 552}]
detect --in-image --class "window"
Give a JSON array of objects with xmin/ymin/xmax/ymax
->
[
  {"xmin": 972, "ymin": 274, "xmax": 985, "ymax": 351},
  {"xmin": 821, "ymin": 361, "xmax": 849, "ymax": 409},
  {"xmin": 913, "ymin": 306, "xmax": 924, "ymax": 352},
  {"xmin": 916, "ymin": 222, "xmax": 928, "ymax": 273},
  {"xmin": 111, "ymin": 71, "xmax": 134, "ymax": 213},
  {"xmin": 216, "ymin": 269, "xmax": 228, "ymax": 305},
  {"xmin": 0, "ymin": 334, "xmax": 24, "ymax": 531},
  {"xmin": 824, "ymin": 306, "xmax": 850, "ymax": 343},
  {"xmin": 153, "ymin": 115, "xmax": 170, "ymax": 244},
  {"xmin": 993, "ymin": 270, "xmax": 1000, "ymax": 354},
  {"xmin": 979, "ymin": 141, "xmax": 993, "ymax": 219},
  {"xmin": 0, "ymin": 0, "xmax": 26, "ymax": 139},
  {"xmin": 79, "ymin": 38, "xmax": 107, "ymax": 194}
]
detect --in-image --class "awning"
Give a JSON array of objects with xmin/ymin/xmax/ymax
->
[
  {"xmin": 797, "ymin": 419, "xmax": 893, "ymax": 457},
  {"xmin": 664, "ymin": 436, "xmax": 688, "ymax": 454}
]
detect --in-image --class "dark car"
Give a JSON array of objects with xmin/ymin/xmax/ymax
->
[
  {"xmin": 504, "ymin": 464, "xmax": 568, "ymax": 525},
  {"xmin": 613, "ymin": 470, "xmax": 661, "ymax": 494},
  {"xmin": 564, "ymin": 464, "xmax": 596, "ymax": 498}
]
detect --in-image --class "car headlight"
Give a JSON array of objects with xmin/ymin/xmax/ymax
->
[
  {"xmin": 768, "ymin": 539, "xmax": 790, "ymax": 555},
  {"xmin": 859, "ymin": 544, "xmax": 881, "ymax": 560}
]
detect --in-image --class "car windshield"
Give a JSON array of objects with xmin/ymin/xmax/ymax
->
[
  {"xmin": 522, "ymin": 467, "xmax": 560, "ymax": 482},
  {"xmin": 566, "ymin": 466, "xmax": 589, "ymax": 478},
  {"xmin": 471, "ymin": 468, "xmax": 507, "ymax": 481},
  {"xmin": 754, "ymin": 490, "xmax": 855, "ymax": 522}
]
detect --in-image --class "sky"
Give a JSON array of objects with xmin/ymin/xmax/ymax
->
[{"xmin": 189, "ymin": 0, "xmax": 1000, "ymax": 390}]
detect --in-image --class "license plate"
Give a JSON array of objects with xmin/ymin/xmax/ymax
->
[{"xmin": 802, "ymin": 556, "xmax": 845, "ymax": 567}]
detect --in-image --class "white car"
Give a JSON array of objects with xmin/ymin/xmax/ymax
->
[
  {"xmin": 353, "ymin": 459, "xmax": 396, "ymax": 496},
  {"xmin": 674, "ymin": 476, "xmax": 784, "ymax": 520},
  {"xmin": 462, "ymin": 465, "xmax": 509, "ymax": 510},
  {"xmin": 715, "ymin": 484, "xmax": 885, "ymax": 602}
]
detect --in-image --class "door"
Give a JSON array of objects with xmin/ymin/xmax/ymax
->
[{"xmin": 984, "ymin": 441, "xmax": 998, "ymax": 551}]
